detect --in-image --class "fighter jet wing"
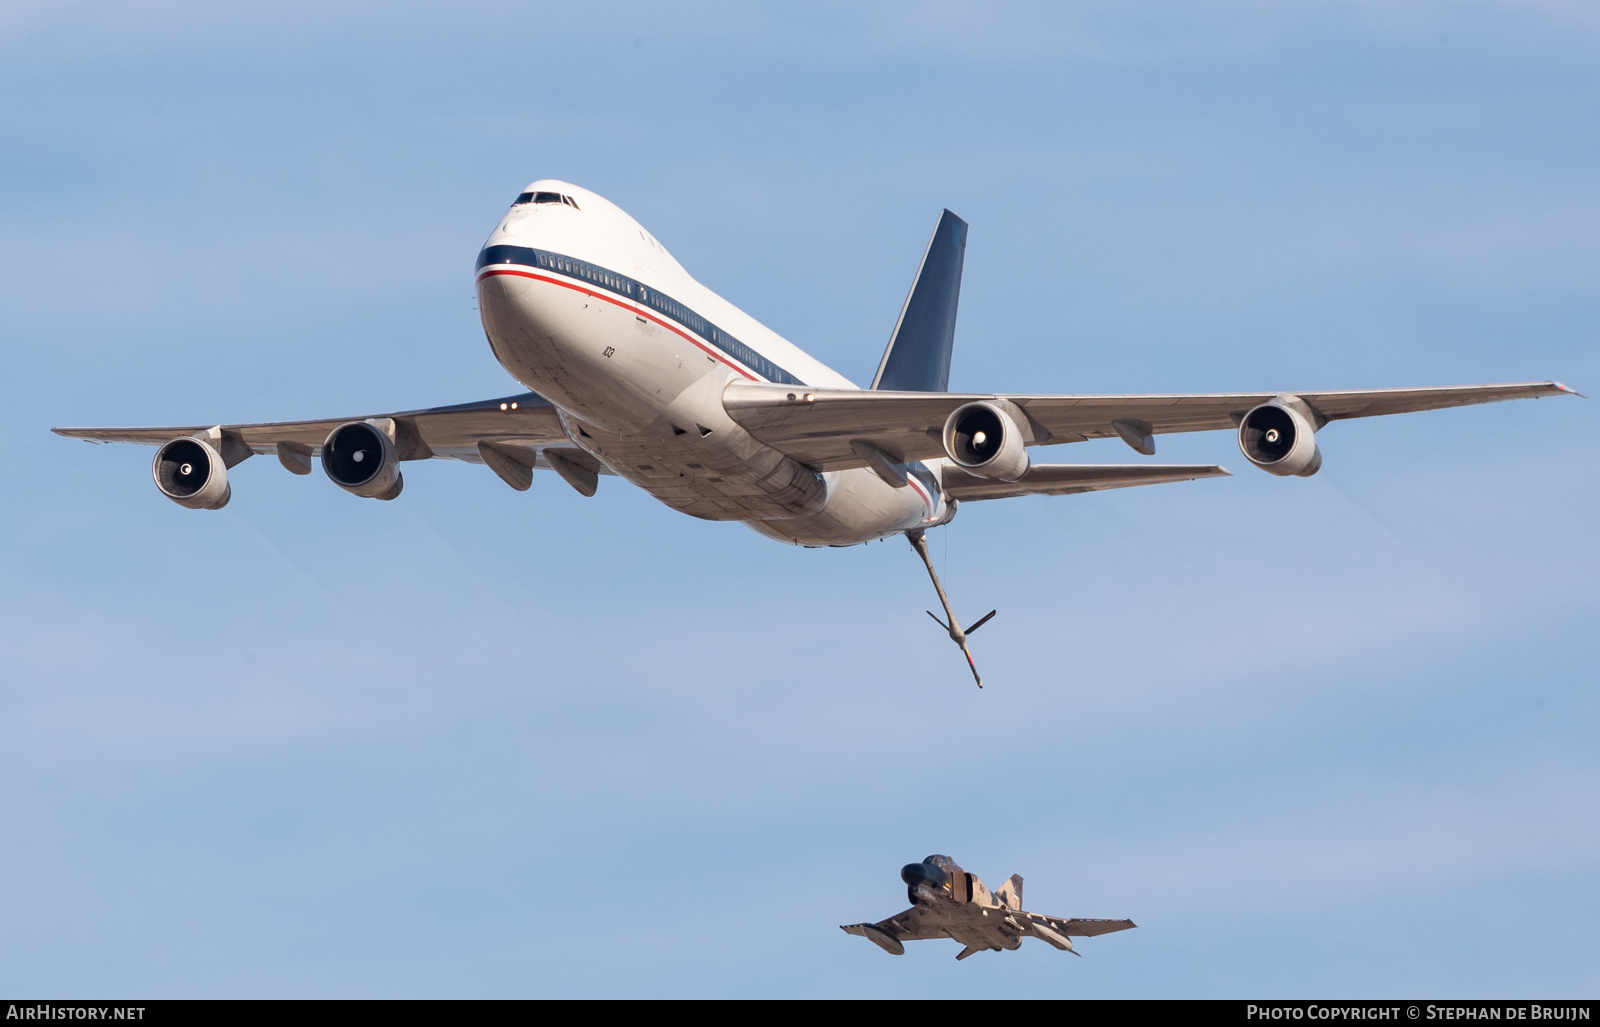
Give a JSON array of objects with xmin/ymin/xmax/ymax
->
[
  {"xmin": 841, "ymin": 906, "xmax": 950, "ymax": 953},
  {"xmin": 722, "ymin": 381, "xmax": 1576, "ymax": 472},
  {"xmin": 53, "ymin": 391, "xmax": 574, "ymax": 463},
  {"xmin": 1026, "ymin": 913, "xmax": 1138, "ymax": 938},
  {"xmin": 941, "ymin": 462, "xmax": 1230, "ymax": 502}
]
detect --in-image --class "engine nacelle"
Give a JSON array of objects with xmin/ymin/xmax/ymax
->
[
  {"xmin": 152, "ymin": 437, "xmax": 231, "ymax": 509},
  {"xmin": 1238, "ymin": 397, "xmax": 1323, "ymax": 477},
  {"xmin": 942, "ymin": 401, "xmax": 1030, "ymax": 481},
  {"xmin": 322, "ymin": 421, "xmax": 404, "ymax": 499}
]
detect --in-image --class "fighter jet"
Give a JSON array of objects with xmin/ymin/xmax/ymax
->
[{"xmin": 842, "ymin": 855, "xmax": 1135, "ymax": 960}]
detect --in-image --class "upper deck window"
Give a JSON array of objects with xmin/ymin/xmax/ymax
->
[{"xmin": 512, "ymin": 191, "xmax": 581, "ymax": 208}]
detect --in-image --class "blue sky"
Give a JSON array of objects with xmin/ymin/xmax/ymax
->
[{"xmin": 1, "ymin": 0, "xmax": 1596, "ymax": 998}]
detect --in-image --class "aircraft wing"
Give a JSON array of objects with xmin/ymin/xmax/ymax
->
[
  {"xmin": 942, "ymin": 462, "xmax": 1230, "ymax": 502},
  {"xmin": 52, "ymin": 391, "xmax": 595, "ymax": 470},
  {"xmin": 1025, "ymin": 914, "xmax": 1138, "ymax": 938},
  {"xmin": 723, "ymin": 380, "xmax": 1576, "ymax": 472},
  {"xmin": 843, "ymin": 906, "xmax": 949, "ymax": 944}
]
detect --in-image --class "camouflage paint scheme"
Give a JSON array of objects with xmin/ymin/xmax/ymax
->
[{"xmin": 842, "ymin": 855, "xmax": 1135, "ymax": 961}]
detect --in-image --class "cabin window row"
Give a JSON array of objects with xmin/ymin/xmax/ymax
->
[{"xmin": 476, "ymin": 245, "xmax": 804, "ymax": 387}]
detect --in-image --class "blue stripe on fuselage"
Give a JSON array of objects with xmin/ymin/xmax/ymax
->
[{"xmin": 476, "ymin": 244, "xmax": 806, "ymax": 387}]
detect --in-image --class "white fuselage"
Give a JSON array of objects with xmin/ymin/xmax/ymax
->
[{"xmin": 474, "ymin": 180, "xmax": 954, "ymax": 546}]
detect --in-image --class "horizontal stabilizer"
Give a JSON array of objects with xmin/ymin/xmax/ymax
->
[{"xmin": 943, "ymin": 463, "xmax": 1230, "ymax": 502}]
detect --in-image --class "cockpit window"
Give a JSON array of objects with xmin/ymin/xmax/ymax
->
[
  {"xmin": 924, "ymin": 854, "xmax": 954, "ymax": 867},
  {"xmin": 512, "ymin": 191, "xmax": 581, "ymax": 208}
]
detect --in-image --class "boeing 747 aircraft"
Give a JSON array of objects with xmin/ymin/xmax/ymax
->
[{"xmin": 55, "ymin": 180, "xmax": 1577, "ymax": 683}]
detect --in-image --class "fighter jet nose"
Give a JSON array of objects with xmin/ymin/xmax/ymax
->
[{"xmin": 901, "ymin": 862, "xmax": 947, "ymax": 888}]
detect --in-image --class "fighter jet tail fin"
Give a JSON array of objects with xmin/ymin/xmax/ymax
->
[{"xmin": 996, "ymin": 874, "xmax": 1023, "ymax": 911}]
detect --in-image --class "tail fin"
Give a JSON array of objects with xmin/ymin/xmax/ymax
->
[
  {"xmin": 871, "ymin": 209, "xmax": 968, "ymax": 392},
  {"xmin": 996, "ymin": 874, "xmax": 1023, "ymax": 911}
]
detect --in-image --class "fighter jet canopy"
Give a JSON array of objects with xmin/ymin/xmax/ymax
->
[{"xmin": 924, "ymin": 855, "xmax": 955, "ymax": 867}]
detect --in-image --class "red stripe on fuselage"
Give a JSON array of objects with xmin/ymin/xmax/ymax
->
[
  {"xmin": 905, "ymin": 472, "xmax": 935, "ymax": 520},
  {"xmin": 481, "ymin": 264, "xmax": 941, "ymax": 524},
  {"xmin": 477, "ymin": 267, "xmax": 760, "ymax": 382}
]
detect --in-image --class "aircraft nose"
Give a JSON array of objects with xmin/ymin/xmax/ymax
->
[{"xmin": 901, "ymin": 862, "xmax": 947, "ymax": 889}]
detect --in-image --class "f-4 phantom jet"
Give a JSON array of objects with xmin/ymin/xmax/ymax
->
[{"xmin": 842, "ymin": 855, "xmax": 1135, "ymax": 960}]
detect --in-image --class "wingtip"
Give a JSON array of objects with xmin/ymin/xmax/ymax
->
[{"xmin": 1553, "ymin": 381, "xmax": 1586, "ymax": 399}]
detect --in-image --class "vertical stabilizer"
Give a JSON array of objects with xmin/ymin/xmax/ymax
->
[
  {"xmin": 871, "ymin": 210, "xmax": 968, "ymax": 392},
  {"xmin": 996, "ymin": 874, "xmax": 1023, "ymax": 911}
]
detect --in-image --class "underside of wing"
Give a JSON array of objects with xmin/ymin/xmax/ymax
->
[
  {"xmin": 722, "ymin": 381, "xmax": 1575, "ymax": 471},
  {"xmin": 1014, "ymin": 381, "xmax": 1576, "ymax": 442},
  {"xmin": 724, "ymin": 384, "xmax": 958, "ymax": 469},
  {"xmin": 842, "ymin": 906, "xmax": 947, "ymax": 945},
  {"xmin": 52, "ymin": 391, "xmax": 592, "ymax": 470},
  {"xmin": 1029, "ymin": 915, "xmax": 1138, "ymax": 938},
  {"xmin": 942, "ymin": 462, "xmax": 1230, "ymax": 502}
]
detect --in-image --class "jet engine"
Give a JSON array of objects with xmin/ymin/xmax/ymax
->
[
  {"xmin": 941, "ymin": 401, "xmax": 1030, "ymax": 481},
  {"xmin": 1237, "ymin": 397, "xmax": 1323, "ymax": 477},
  {"xmin": 152, "ymin": 437, "xmax": 231, "ymax": 510},
  {"xmin": 321, "ymin": 421, "xmax": 404, "ymax": 499}
]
